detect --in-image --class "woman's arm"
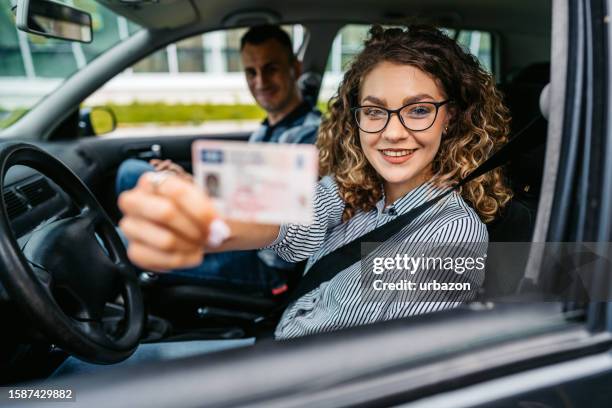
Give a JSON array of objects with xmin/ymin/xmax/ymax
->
[
  {"xmin": 117, "ymin": 172, "xmax": 279, "ymax": 271},
  {"xmin": 208, "ymin": 220, "xmax": 279, "ymax": 253}
]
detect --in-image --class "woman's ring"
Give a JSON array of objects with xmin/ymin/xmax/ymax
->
[{"xmin": 149, "ymin": 171, "xmax": 171, "ymax": 194}]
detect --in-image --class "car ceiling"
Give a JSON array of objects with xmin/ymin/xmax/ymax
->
[{"xmin": 98, "ymin": 0, "xmax": 551, "ymax": 35}]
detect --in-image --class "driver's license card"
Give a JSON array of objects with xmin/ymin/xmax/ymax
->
[{"xmin": 192, "ymin": 140, "xmax": 318, "ymax": 225}]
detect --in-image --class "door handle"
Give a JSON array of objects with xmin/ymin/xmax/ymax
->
[{"xmin": 123, "ymin": 144, "xmax": 162, "ymax": 160}]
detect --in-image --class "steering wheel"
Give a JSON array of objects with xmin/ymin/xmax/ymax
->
[{"xmin": 0, "ymin": 143, "xmax": 144, "ymax": 364}]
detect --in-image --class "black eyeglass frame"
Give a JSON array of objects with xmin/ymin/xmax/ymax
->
[{"xmin": 352, "ymin": 100, "xmax": 451, "ymax": 133}]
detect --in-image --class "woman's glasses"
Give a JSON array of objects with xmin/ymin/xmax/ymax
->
[{"xmin": 352, "ymin": 100, "xmax": 450, "ymax": 133}]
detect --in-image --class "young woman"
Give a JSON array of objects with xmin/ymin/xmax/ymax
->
[{"xmin": 119, "ymin": 25, "xmax": 512, "ymax": 339}]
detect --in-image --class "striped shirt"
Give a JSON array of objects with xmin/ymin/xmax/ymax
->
[{"xmin": 268, "ymin": 175, "xmax": 488, "ymax": 339}]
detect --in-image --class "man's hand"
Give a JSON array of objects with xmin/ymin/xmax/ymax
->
[{"xmin": 149, "ymin": 159, "xmax": 194, "ymax": 182}]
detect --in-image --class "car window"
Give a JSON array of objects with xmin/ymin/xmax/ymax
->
[
  {"xmin": 320, "ymin": 24, "xmax": 493, "ymax": 107},
  {"xmin": 84, "ymin": 25, "xmax": 306, "ymax": 137},
  {"xmin": 0, "ymin": 0, "xmax": 140, "ymax": 129}
]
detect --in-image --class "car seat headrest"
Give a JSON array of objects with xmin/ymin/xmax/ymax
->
[
  {"xmin": 512, "ymin": 62, "xmax": 550, "ymax": 85},
  {"xmin": 298, "ymin": 71, "xmax": 322, "ymax": 105}
]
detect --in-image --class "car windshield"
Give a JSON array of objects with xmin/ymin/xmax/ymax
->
[{"xmin": 0, "ymin": 0, "xmax": 140, "ymax": 129}]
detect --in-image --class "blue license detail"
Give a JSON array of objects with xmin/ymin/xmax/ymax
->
[{"xmin": 200, "ymin": 149, "xmax": 224, "ymax": 163}]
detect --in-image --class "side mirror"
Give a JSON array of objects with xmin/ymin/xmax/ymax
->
[
  {"xmin": 79, "ymin": 106, "xmax": 117, "ymax": 136},
  {"xmin": 15, "ymin": 0, "xmax": 93, "ymax": 43}
]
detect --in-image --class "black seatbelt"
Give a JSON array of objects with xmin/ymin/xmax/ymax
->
[{"xmin": 284, "ymin": 115, "xmax": 543, "ymax": 306}]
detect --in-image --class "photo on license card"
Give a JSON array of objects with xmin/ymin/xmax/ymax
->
[{"xmin": 192, "ymin": 140, "xmax": 318, "ymax": 225}]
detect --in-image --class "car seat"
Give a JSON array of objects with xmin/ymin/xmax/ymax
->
[{"xmin": 484, "ymin": 62, "xmax": 550, "ymax": 297}]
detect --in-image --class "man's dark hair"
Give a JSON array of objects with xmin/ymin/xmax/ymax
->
[{"xmin": 240, "ymin": 25, "xmax": 295, "ymax": 61}]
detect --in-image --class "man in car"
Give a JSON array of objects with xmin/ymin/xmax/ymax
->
[{"xmin": 116, "ymin": 24, "xmax": 321, "ymax": 296}]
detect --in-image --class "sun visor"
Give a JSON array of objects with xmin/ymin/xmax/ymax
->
[{"xmin": 98, "ymin": 0, "xmax": 199, "ymax": 29}]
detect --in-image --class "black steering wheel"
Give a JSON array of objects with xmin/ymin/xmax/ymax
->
[{"xmin": 0, "ymin": 143, "xmax": 144, "ymax": 364}]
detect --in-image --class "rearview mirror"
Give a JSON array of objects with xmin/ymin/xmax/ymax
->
[{"xmin": 16, "ymin": 0, "xmax": 93, "ymax": 43}]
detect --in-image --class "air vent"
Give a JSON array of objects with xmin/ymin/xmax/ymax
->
[
  {"xmin": 17, "ymin": 178, "xmax": 57, "ymax": 207},
  {"xmin": 3, "ymin": 190, "xmax": 27, "ymax": 218}
]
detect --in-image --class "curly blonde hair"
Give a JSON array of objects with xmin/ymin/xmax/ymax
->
[{"xmin": 317, "ymin": 25, "xmax": 512, "ymax": 223}]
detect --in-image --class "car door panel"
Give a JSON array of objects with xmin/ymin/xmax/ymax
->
[{"xmin": 72, "ymin": 132, "xmax": 251, "ymax": 219}]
